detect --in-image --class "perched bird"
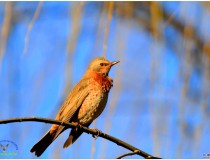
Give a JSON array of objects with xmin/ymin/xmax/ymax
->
[
  {"xmin": 30, "ymin": 57, "xmax": 119, "ymax": 157},
  {"xmin": 0, "ymin": 144, "xmax": 9, "ymax": 153}
]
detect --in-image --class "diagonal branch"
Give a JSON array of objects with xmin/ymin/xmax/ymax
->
[{"xmin": 0, "ymin": 117, "xmax": 161, "ymax": 159}]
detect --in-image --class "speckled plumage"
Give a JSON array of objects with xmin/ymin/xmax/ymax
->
[
  {"xmin": 30, "ymin": 57, "xmax": 119, "ymax": 157},
  {"xmin": 76, "ymin": 72, "xmax": 112, "ymax": 124}
]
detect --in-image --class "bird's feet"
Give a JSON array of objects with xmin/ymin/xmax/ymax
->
[
  {"xmin": 72, "ymin": 122, "xmax": 83, "ymax": 133},
  {"xmin": 92, "ymin": 128, "xmax": 102, "ymax": 139}
]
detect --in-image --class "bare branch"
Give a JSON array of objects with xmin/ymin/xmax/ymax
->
[
  {"xmin": 0, "ymin": 2, "xmax": 12, "ymax": 69},
  {"xmin": 117, "ymin": 152, "xmax": 137, "ymax": 159},
  {"xmin": 0, "ymin": 117, "xmax": 161, "ymax": 159},
  {"xmin": 112, "ymin": 2, "xmax": 210, "ymax": 59},
  {"xmin": 102, "ymin": 1, "xmax": 114, "ymax": 57},
  {"xmin": 116, "ymin": 150, "xmax": 154, "ymax": 159},
  {"xmin": 23, "ymin": 1, "xmax": 43, "ymax": 55}
]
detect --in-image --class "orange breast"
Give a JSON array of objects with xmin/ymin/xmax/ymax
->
[
  {"xmin": 92, "ymin": 72, "xmax": 113, "ymax": 93},
  {"xmin": 75, "ymin": 78, "xmax": 109, "ymax": 125}
]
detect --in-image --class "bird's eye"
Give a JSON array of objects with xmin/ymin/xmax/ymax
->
[{"xmin": 100, "ymin": 63, "xmax": 104, "ymax": 66}]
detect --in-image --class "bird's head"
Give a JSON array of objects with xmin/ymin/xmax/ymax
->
[{"xmin": 87, "ymin": 57, "xmax": 120, "ymax": 77}]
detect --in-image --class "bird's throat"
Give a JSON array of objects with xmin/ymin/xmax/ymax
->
[{"xmin": 91, "ymin": 72, "xmax": 113, "ymax": 93}]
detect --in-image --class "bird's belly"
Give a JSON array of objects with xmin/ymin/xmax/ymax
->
[{"xmin": 77, "ymin": 90, "xmax": 108, "ymax": 125}]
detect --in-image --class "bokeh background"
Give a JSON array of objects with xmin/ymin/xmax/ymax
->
[{"xmin": 0, "ymin": 1, "xmax": 210, "ymax": 159}]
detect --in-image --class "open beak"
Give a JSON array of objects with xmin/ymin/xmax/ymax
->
[{"xmin": 111, "ymin": 60, "xmax": 120, "ymax": 66}]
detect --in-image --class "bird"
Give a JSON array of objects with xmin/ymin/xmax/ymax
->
[
  {"xmin": 30, "ymin": 57, "xmax": 119, "ymax": 157},
  {"xmin": 0, "ymin": 144, "xmax": 9, "ymax": 153}
]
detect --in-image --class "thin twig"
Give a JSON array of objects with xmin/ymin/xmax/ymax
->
[
  {"xmin": 117, "ymin": 152, "xmax": 138, "ymax": 159},
  {"xmin": 0, "ymin": 2, "xmax": 12, "ymax": 69},
  {"xmin": 102, "ymin": 1, "xmax": 114, "ymax": 57},
  {"xmin": 23, "ymin": 1, "xmax": 43, "ymax": 55},
  {"xmin": 117, "ymin": 150, "xmax": 148, "ymax": 159},
  {"xmin": 0, "ymin": 117, "xmax": 161, "ymax": 159}
]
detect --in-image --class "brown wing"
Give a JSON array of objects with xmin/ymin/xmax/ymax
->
[
  {"xmin": 56, "ymin": 78, "xmax": 90, "ymax": 121},
  {"xmin": 51, "ymin": 78, "xmax": 90, "ymax": 139},
  {"xmin": 30, "ymin": 78, "xmax": 91, "ymax": 157}
]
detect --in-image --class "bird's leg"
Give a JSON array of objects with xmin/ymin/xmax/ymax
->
[
  {"xmin": 91, "ymin": 128, "xmax": 102, "ymax": 139},
  {"xmin": 71, "ymin": 122, "xmax": 83, "ymax": 133}
]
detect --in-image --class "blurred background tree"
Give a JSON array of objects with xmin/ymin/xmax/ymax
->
[{"xmin": 0, "ymin": 1, "xmax": 210, "ymax": 158}]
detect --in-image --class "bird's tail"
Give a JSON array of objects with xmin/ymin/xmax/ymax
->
[
  {"xmin": 63, "ymin": 123, "xmax": 91, "ymax": 148},
  {"xmin": 63, "ymin": 128, "xmax": 83, "ymax": 148},
  {"xmin": 30, "ymin": 130, "xmax": 55, "ymax": 157},
  {"xmin": 31, "ymin": 125, "xmax": 66, "ymax": 157}
]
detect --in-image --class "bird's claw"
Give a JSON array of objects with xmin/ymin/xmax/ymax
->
[
  {"xmin": 72, "ymin": 122, "xmax": 83, "ymax": 133},
  {"xmin": 92, "ymin": 128, "xmax": 102, "ymax": 139}
]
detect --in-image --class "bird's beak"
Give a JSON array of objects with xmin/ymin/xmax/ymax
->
[{"xmin": 111, "ymin": 60, "xmax": 120, "ymax": 66}]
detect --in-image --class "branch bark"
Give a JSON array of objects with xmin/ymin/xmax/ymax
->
[{"xmin": 0, "ymin": 117, "xmax": 161, "ymax": 159}]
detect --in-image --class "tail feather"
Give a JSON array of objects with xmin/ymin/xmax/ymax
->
[
  {"xmin": 63, "ymin": 128, "xmax": 83, "ymax": 148},
  {"xmin": 63, "ymin": 135, "xmax": 73, "ymax": 148},
  {"xmin": 63, "ymin": 123, "xmax": 91, "ymax": 148},
  {"xmin": 31, "ymin": 125, "xmax": 66, "ymax": 157},
  {"xmin": 30, "ymin": 131, "xmax": 55, "ymax": 157}
]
